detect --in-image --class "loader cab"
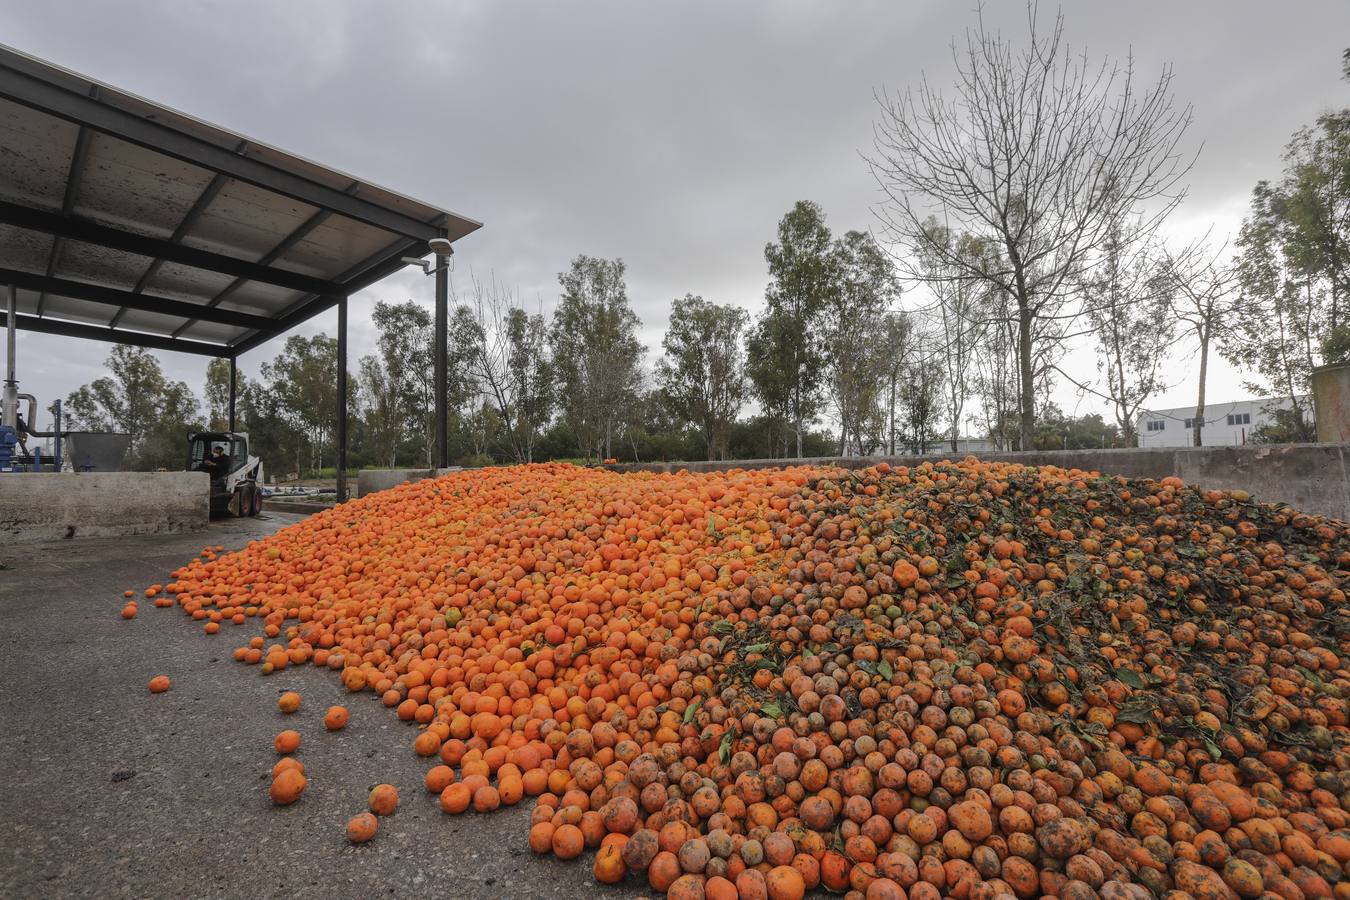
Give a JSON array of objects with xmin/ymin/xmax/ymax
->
[
  {"xmin": 188, "ymin": 431, "xmax": 264, "ymax": 517},
  {"xmin": 189, "ymin": 433, "xmax": 247, "ymax": 480}
]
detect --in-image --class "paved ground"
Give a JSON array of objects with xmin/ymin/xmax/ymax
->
[{"xmin": 0, "ymin": 514, "xmax": 632, "ymax": 900}]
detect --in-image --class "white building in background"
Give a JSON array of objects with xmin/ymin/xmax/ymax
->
[
  {"xmin": 1136, "ymin": 397, "xmax": 1306, "ymax": 448},
  {"xmin": 922, "ymin": 436, "xmax": 996, "ymax": 455}
]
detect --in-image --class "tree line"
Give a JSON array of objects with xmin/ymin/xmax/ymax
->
[{"xmin": 58, "ymin": 16, "xmax": 1348, "ymax": 472}]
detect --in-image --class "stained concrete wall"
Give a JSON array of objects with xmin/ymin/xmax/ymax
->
[
  {"xmin": 356, "ymin": 467, "xmax": 463, "ymax": 498},
  {"xmin": 0, "ymin": 472, "xmax": 208, "ymax": 544},
  {"xmin": 606, "ymin": 443, "xmax": 1350, "ymax": 523},
  {"xmin": 1313, "ymin": 364, "xmax": 1350, "ymax": 442}
]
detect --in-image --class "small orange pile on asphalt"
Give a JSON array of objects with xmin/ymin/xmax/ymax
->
[{"xmin": 158, "ymin": 461, "xmax": 1350, "ymax": 899}]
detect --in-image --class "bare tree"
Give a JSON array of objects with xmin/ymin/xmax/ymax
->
[
  {"xmin": 455, "ymin": 275, "xmax": 554, "ymax": 463},
  {"xmin": 881, "ymin": 311, "xmax": 913, "ymax": 455},
  {"xmin": 868, "ymin": 5, "xmax": 1195, "ymax": 450},
  {"xmin": 896, "ymin": 328, "xmax": 946, "ymax": 454},
  {"xmin": 1080, "ymin": 219, "xmax": 1174, "ymax": 444},
  {"xmin": 918, "ymin": 223, "xmax": 998, "ymax": 451},
  {"xmin": 1161, "ymin": 237, "xmax": 1238, "ymax": 446}
]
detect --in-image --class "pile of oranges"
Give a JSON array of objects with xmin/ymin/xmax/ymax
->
[{"xmin": 157, "ymin": 461, "xmax": 1350, "ymax": 899}]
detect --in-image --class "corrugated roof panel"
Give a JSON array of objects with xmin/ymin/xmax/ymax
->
[
  {"xmin": 184, "ymin": 179, "xmax": 321, "ymax": 267},
  {"xmin": 0, "ymin": 97, "xmax": 77, "ymax": 211},
  {"xmin": 0, "ymin": 222, "xmax": 57, "ymax": 272},
  {"xmin": 279, "ymin": 216, "xmax": 401, "ymax": 280},
  {"xmin": 114, "ymin": 306, "xmax": 194, "ymax": 336},
  {"xmin": 51, "ymin": 237, "xmax": 149, "ymax": 290},
  {"xmin": 216, "ymin": 280, "xmax": 307, "ymax": 317},
  {"xmin": 241, "ymin": 142, "xmax": 356, "ymax": 194},
  {"xmin": 174, "ymin": 319, "xmax": 247, "ymax": 345},
  {"xmin": 41, "ymin": 294, "xmax": 120, "ymax": 326},
  {"xmin": 143, "ymin": 259, "xmax": 238, "ymax": 304},
  {"xmin": 11, "ymin": 285, "xmax": 42, "ymax": 316},
  {"xmin": 71, "ymin": 131, "xmax": 215, "ymax": 239}
]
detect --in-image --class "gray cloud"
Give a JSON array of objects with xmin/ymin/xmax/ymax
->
[{"xmin": 5, "ymin": 0, "xmax": 1348, "ymax": 425}]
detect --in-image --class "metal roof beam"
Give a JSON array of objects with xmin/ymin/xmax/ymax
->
[
  {"xmin": 171, "ymin": 206, "xmax": 333, "ymax": 339},
  {"xmin": 1, "ymin": 310, "xmax": 229, "ymax": 357},
  {"xmin": 228, "ymin": 235, "xmax": 423, "ymax": 357},
  {"xmin": 0, "ymin": 267, "xmax": 281, "ymax": 332},
  {"xmin": 36, "ymin": 117, "xmax": 93, "ymax": 316},
  {"xmin": 0, "ymin": 199, "xmax": 348, "ymax": 297},
  {"xmin": 109, "ymin": 168, "xmax": 236, "ymax": 329},
  {"xmin": 0, "ymin": 66, "xmax": 445, "ymax": 242}
]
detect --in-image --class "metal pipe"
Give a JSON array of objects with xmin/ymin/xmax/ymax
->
[
  {"xmin": 16, "ymin": 393, "xmax": 36, "ymax": 430},
  {"xmin": 5, "ymin": 283, "xmax": 14, "ymax": 383},
  {"xmin": 434, "ymin": 263, "xmax": 448, "ymax": 469}
]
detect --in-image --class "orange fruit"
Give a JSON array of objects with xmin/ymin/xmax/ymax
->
[
  {"xmin": 271, "ymin": 758, "xmax": 304, "ymax": 779},
  {"xmin": 346, "ymin": 811, "xmax": 378, "ymax": 843},
  {"xmin": 323, "ymin": 706, "xmax": 349, "ymax": 730},
  {"xmin": 368, "ymin": 783, "xmax": 398, "ymax": 816},
  {"xmin": 270, "ymin": 768, "xmax": 306, "ymax": 805}
]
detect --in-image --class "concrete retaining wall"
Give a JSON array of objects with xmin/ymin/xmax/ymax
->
[
  {"xmin": 606, "ymin": 443, "xmax": 1350, "ymax": 523},
  {"xmin": 1314, "ymin": 364, "xmax": 1350, "ymax": 442},
  {"xmin": 0, "ymin": 472, "xmax": 208, "ymax": 544},
  {"xmin": 356, "ymin": 467, "xmax": 463, "ymax": 498}
]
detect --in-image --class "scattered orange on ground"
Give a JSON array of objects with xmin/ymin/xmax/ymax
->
[
  {"xmin": 346, "ymin": 812, "xmax": 378, "ymax": 843},
  {"xmin": 152, "ymin": 461, "xmax": 1350, "ymax": 897},
  {"xmin": 271, "ymin": 757, "xmax": 304, "ymax": 779},
  {"xmin": 323, "ymin": 705, "xmax": 349, "ymax": 730},
  {"xmin": 274, "ymin": 729, "xmax": 300, "ymax": 754},
  {"xmin": 368, "ymin": 783, "xmax": 398, "ymax": 816},
  {"xmin": 147, "ymin": 675, "xmax": 170, "ymax": 693},
  {"xmin": 269, "ymin": 767, "xmax": 306, "ymax": 805},
  {"xmin": 277, "ymin": 691, "xmax": 301, "ymax": 714}
]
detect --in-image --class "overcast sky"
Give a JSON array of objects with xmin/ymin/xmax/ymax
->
[{"xmin": 5, "ymin": 0, "xmax": 1350, "ymax": 435}]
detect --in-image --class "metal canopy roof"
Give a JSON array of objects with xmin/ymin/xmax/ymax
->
[{"xmin": 0, "ymin": 43, "xmax": 481, "ymax": 358}]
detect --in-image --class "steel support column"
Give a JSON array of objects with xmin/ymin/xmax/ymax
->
[
  {"xmin": 227, "ymin": 356, "xmax": 237, "ymax": 433},
  {"xmin": 4, "ymin": 283, "xmax": 16, "ymax": 429},
  {"xmin": 336, "ymin": 296, "xmax": 348, "ymax": 503},
  {"xmin": 434, "ymin": 263, "xmax": 448, "ymax": 469}
]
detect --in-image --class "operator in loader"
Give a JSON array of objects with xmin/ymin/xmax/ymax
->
[{"xmin": 197, "ymin": 444, "xmax": 228, "ymax": 479}]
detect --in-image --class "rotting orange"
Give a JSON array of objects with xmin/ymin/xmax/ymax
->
[
  {"xmin": 346, "ymin": 811, "xmax": 378, "ymax": 844},
  {"xmin": 368, "ymin": 784, "xmax": 398, "ymax": 816},
  {"xmin": 323, "ymin": 706, "xmax": 349, "ymax": 731}
]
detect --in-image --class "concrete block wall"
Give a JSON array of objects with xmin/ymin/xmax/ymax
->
[
  {"xmin": 356, "ymin": 467, "xmax": 462, "ymax": 498},
  {"xmin": 605, "ymin": 443, "xmax": 1350, "ymax": 523},
  {"xmin": 0, "ymin": 472, "xmax": 209, "ymax": 544}
]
